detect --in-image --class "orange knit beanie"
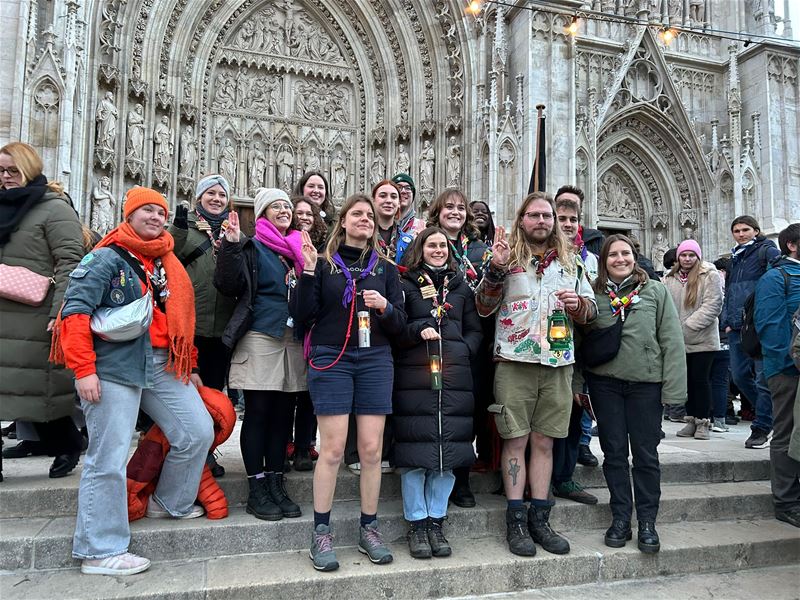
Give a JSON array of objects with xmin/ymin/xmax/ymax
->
[{"xmin": 124, "ymin": 186, "xmax": 170, "ymax": 219}]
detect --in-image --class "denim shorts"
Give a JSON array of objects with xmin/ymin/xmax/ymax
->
[{"xmin": 307, "ymin": 345, "xmax": 394, "ymax": 416}]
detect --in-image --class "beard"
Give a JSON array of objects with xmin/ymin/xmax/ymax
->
[{"xmin": 522, "ymin": 226, "xmax": 552, "ymax": 246}]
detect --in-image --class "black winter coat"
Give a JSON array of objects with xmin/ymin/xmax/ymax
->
[{"xmin": 392, "ymin": 267, "xmax": 483, "ymax": 471}]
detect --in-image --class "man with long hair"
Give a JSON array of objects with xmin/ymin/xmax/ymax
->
[{"xmin": 476, "ymin": 192, "xmax": 597, "ymax": 557}]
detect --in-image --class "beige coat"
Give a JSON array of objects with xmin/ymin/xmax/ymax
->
[{"xmin": 663, "ymin": 261, "xmax": 723, "ymax": 354}]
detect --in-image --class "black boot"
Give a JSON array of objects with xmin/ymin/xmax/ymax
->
[
  {"xmin": 637, "ymin": 521, "xmax": 660, "ymax": 553},
  {"xmin": 604, "ymin": 519, "xmax": 632, "ymax": 548},
  {"xmin": 246, "ymin": 477, "xmax": 283, "ymax": 521},
  {"xmin": 427, "ymin": 517, "xmax": 452, "ymax": 557},
  {"xmin": 528, "ymin": 504, "xmax": 570, "ymax": 554},
  {"xmin": 505, "ymin": 507, "xmax": 536, "ymax": 556},
  {"xmin": 449, "ymin": 467, "xmax": 476, "ymax": 508},
  {"xmin": 293, "ymin": 447, "xmax": 313, "ymax": 472},
  {"xmin": 49, "ymin": 452, "xmax": 80, "ymax": 478},
  {"xmin": 266, "ymin": 472, "xmax": 302, "ymax": 518},
  {"xmin": 407, "ymin": 519, "xmax": 432, "ymax": 559}
]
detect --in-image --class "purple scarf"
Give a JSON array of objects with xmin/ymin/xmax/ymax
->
[
  {"xmin": 332, "ymin": 250, "xmax": 379, "ymax": 307},
  {"xmin": 254, "ymin": 217, "xmax": 304, "ymax": 271}
]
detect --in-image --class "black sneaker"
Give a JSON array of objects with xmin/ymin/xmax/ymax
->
[
  {"xmin": 427, "ymin": 517, "xmax": 452, "ymax": 557},
  {"xmin": 744, "ymin": 429, "xmax": 771, "ymax": 449},
  {"xmin": 604, "ymin": 519, "xmax": 632, "ymax": 548},
  {"xmin": 528, "ymin": 504, "xmax": 570, "ymax": 554},
  {"xmin": 637, "ymin": 521, "xmax": 660, "ymax": 553},
  {"xmin": 407, "ymin": 520, "xmax": 432, "ymax": 559},
  {"xmin": 577, "ymin": 444, "xmax": 598, "ymax": 467},
  {"xmin": 775, "ymin": 506, "xmax": 800, "ymax": 528},
  {"xmin": 246, "ymin": 477, "xmax": 282, "ymax": 521},
  {"xmin": 505, "ymin": 507, "xmax": 536, "ymax": 556}
]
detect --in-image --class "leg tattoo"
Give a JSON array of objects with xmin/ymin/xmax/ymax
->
[{"xmin": 507, "ymin": 458, "xmax": 521, "ymax": 486}]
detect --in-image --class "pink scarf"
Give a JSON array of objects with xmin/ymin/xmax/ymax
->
[{"xmin": 254, "ymin": 217, "xmax": 305, "ymax": 271}]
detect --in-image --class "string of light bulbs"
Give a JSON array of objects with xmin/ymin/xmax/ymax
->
[{"xmin": 465, "ymin": 0, "xmax": 799, "ymax": 48}]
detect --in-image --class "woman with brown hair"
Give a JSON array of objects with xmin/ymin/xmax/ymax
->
[
  {"xmin": 663, "ymin": 239, "xmax": 723, "ymax": 440},
  {"xmin": 293, "ymin": 171, "xmax": 336, "ymax": 230},
  {"xmin": 0, "ymin": 142, "xmax": 85, "ymax": 480}
]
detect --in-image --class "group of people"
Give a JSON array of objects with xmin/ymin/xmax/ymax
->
[{"xmin": 1, "ymin": 141, "xmax": 798, "ymax": 579}]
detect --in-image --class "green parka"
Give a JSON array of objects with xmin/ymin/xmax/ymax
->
[
  {"xmin": 169, "ymin": 212, "xmax": 236, "ymax": 338},
  {"xmin": 0, "ymin": 191, "xmax": 84, "ymax": 421}
]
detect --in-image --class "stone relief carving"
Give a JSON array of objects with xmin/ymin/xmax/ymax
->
[
  {"xmin": 331, "ymin": 150, "xmax": 348, "ymax": 201},
  {"xmin": 34, "ymin": 82, "xmax": 59, "ymax": 113},
  {"xmin": 212, "ymin": 68, "xmax": 283, "ymax": 115},
  {"xmin": 276, "ymin": 144, "xmax": 295, "ymax": 192},
  {"xmin": 369, "ymin": 149, "xmax": 386, "ymax": 186},
  {"xmin": 99, "ymin": 0, "xmax": 124, "ymax": 56},
  {"xmin": 446, "ymin": 137, "xmax": 461, "ymax": 187},
  {"xmin": 248, "ymin": 141, "xmax": 267, "ymax": 193},
  {"xmin": 218, "ymin": 137, "xmax": 238, "ymax": 189},
  {"xmin": 598, "ymin": 171, "xmax": 640, "ymax": 219},
  {"xmin": 179, "ymin": 126, "xmax": 197, "ymax": 179},
  {"xmin": 651, "ymin": 230, "xmax": 669, "ymax": 272},
  {"xmin": 95, "ymin": 91, "xmax": 118, "ymax": 153},
  {"xmin": 294, "ymin": 81, "xmax": 350, "ymax": 124},
  {"xmin": 419, "ymin": 140, "xmax": 435, "ymax": 202},
  {"xmin": 91, "ymin": 176, "xmax": 116, "ymax": 235},
  {"xmin": 395, "ymin": 144, "xmax": 410, "ymax": 175}
]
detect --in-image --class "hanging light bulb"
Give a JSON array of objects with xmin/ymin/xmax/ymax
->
[
  {"xmin": 466, "ymin": 0, "xmax": 482, "ymax": 15},
  {"xmin": 566, "ymin": 15, "xmax": 580, "ymax": 36}
]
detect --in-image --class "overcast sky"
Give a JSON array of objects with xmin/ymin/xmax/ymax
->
[{"xmin": 775, "ymin": 2, "xmax": 799, "ymax": 41}]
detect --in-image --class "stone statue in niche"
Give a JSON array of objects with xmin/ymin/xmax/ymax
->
[
  {"xmin": 218, "ymin": 137, "xmax": 238, "ymax": 188},
  {"xmin": 689, "ymin": 0, "xmax": 704, "ymax": 22},
  {"xmin": 419, "ymin": 140, "xmax": 435, "ymax": 195},
  {"xmin": 235, "ymin": 68, "xmax": 250, "ymax": 108},
  {"xmin": 91, "ymin": 176, "xmax": 116, "ymax": 235},
  {"xmin": 331, "ymin": 150, "xmax": 347, "ymax": 200},
  {"xmin": 369, "ymin": 149, "xmax": 385, "ymax": 186},
  {"xmin": 446, "ymin": 137, "xmax": 461, "ymax": 187},
  {"xmin": 276, "ymin": 144, "xmax": 295, "ymax": 192},
  {"xmin": 95, "ymin": 91, "xmax": 118, "ymax": 152},
  {"xmin": 179, "ymin": 126, "xmax": 197, "ymax": 179},
  {"xmin": 395, "ymin": 143, "xmax": 410, "ymax": 175},
  {"xmin": 304, "ymin": 147, "xmax": 321, "ymax": 173},
  {"xmin": 125, "ymin": 103, "xmax": 145, "ymax": 160},
  {"xmin": 153, "ymin": 116, "xmax": 174, "ymax": 170},
  {"xmin": 597, "ymin": 171, "xmax": 638, "ymax": 219},
  {"xmin": 651, "ymin": 230, "xmax": 669, "ymax": 273},
  {"xmin": 682, "ymin": 226, "xmax": 695, "ymax": 240},
  {"xmin": 248, "ymin": 141, "xmax": 267, "ymax": 192}
]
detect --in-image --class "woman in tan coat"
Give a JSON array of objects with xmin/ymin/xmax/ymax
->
[{"xmin": 663, "ymin": 239, "xmax": 723, "ymax": 440}]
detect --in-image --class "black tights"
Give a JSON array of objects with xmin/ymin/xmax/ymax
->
[
  {"xmin": 685, "ymin": 351, "xmax": 716, "ymax": 419},
  {"xmin": 241, "ymin": 390, "xmax": 295, "ymax": 475}
]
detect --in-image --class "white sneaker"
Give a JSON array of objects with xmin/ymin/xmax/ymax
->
[
  {"xmin": 711, "ymin": 418, "xmax": 729, "ymax": 433},
  {"xmin": 81, "ymin": 552, "xmax": 150, "ymax": 576},
  {"xmin": 380, "ymin": 461, "xmax": 394, "ymax": 474},
  {"xmin": 145, "ymin": 497, "xmax": 205, "ymax": 519},
  {"xmin": 347, "ymin": 462, "xmax": 361, "ymax": 475}
]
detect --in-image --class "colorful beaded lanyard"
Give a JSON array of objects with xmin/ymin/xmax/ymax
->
[
  {"xmin": 195, "ymin": 210, "xmax": 229, "ymax": 259},
  {"xmin": 607, "ymin": 281, "xmax": 643, "ymax": 318},
  {"xmin": 450, "ymin": 233, "xmax": 491, "ymax": 291},
  {"xmin": 419, "ymin": 271, "xmax": 452, "ymax": 322}
]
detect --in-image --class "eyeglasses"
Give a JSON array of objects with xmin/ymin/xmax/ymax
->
[
  {"xmin": 0, "ymin": 167, "xmax": 20, "ymax": 176},
  {"xmin": 523, "ymin": 211, "xmax": 554, "ymax": 221},
  {"xmin": 267, "ymin": 202, "xmax": 293, "ymax": 212}
]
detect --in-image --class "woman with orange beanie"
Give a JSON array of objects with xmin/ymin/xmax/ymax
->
[{"xmin": 52, "ymin": 187, "xmax": 214, "ymax": 576}]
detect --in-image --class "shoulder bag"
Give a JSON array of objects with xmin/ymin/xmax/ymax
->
[{"xmin": 0, "ymin": 264, "xmax": 54, "ymax": 306}]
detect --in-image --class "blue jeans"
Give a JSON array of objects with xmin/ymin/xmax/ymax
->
[
  {"xmin": 580, "ymin": 410, "xmax": 592, "ymax": 446},
  {"xmin": 728, "ymin": 330, "xmax": 773, "ymax": 432},
  {"xmin": 710, "ymin": 350, "xmax": 730, "ymax": 420},
  {"xmin": 400, "ymin": 468, "xmax": 456, "ymax": 521},
  {"xmin": 72, "ymin": 351, "xmax": 214, "ymax": 559}
]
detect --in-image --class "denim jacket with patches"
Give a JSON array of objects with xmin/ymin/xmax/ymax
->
[
  {"xmin": 61, "ymin": 247, "xmax": 155, "ymax": 388},
  {"xmin": 476, "ymin": 257, "xmax": 596, "ymax": 367}
]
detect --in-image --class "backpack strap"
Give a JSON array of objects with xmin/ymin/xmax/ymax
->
[
  {"xmin": 180, "ymin": 238, "xmax": 213, "ymax": 269},
  {"xmin": 107, "ymin": 244, "xmax": 147, "ymax": 285}
]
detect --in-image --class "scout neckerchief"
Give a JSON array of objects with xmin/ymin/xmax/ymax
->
[
  {"xmin": 532, "ymin": 249, "xmax": 559, "ymax": 277},
  {"xmin": 194, "ymin": 209, "xmax": 229, "ymax": 259},
  {"xmin": 605, "ymin": 278, "xmax": 643, "ymax": 319},
  {"xmin": 378, "ymin": 225, "xmax": 398, "ymax": 260},
  {"xmin": 418, "ymin": 270, "xmax": 452, "ymax": 322},
  {"xmin": 332, "ymin": 249, "xmax": 380, "ymax": 307},
  {"xmin": 450, "ymin": 233, "xmax": 492, "ymax": 291},
  {"xmin": 677, "ymin": 270, "xmax": 689, "ymax": 285}
]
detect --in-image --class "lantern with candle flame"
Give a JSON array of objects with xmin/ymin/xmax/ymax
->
[
  {"xmin": 357, "ymin": 311, "xmax": 371, "ymax": 348},
  {"xmin": 547, "ymin": 304, "xmax": 572, "ymax": 352},
  {"xmin": 430, "ymin": 354, "xmax": 442, "ymax": 390}
]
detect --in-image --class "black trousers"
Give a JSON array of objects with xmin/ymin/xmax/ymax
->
[
  {"xmin": 685, "ymin": 351, "xmax": 715, "ymax": 419},
  {"xmin": 194, "ymin": 336, "xmax": 232, "ymax": 392},
  {"xmin": 241, "ymin": 390, "xmax": 295, "ymax": 475},
  {"xmin": 551, "ymin": 400, "xmax": 585, "ymax": 485},
  {"xmin": 767, "ymin": 373, "xmax": 800, "ymax": 510},
  {"xmin": 586, "ymin": 373, "xmax": 663, "ymax": 522},
  {"xmin": 290, "ymin": 391, "xmax": 316, "ymax": 448},
  {"xmin": 33, "ymin": 416, "xmax": 83, "ymax": 456}
]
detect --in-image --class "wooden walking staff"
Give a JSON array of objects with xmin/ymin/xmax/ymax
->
[{"xmin": 528, "ymin": 104, "xmax": 547, "ymax": 194}]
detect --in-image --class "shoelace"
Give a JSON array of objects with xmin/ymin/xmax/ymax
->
[
  {"xmin": 429, "ymin": 523, "xmax": 447, "ymax": 544},
  {"xmin": 411, "ymin": 526, "xmax": 427, "ymax": 544},
  {"xmin": 315, "ymin": 531, "xmax": 334, "ymax": 553},
  {"xmin": 363, "ymin": 526, "xmax": 385, "ymax": 548}
]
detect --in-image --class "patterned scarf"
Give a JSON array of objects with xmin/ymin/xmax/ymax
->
[{"xmin": 533, "ymin": 249, "xmax": 559, "ymax": 277}]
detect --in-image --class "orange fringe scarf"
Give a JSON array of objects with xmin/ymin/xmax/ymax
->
[{"xmin": 51, "ymin": 223, "xmax": 196, "ymax": 381}]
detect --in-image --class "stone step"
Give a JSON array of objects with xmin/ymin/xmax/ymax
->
[
  {"xmin": 2, "ymin": 518, "xmax": 797, "ymax": 600},
  {"xmin": 0, "ymin": 480, "xmax": 774, "ymax": 571}
]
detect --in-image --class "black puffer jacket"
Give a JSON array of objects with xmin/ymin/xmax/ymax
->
[{"xmin": 392, "ymin": 267, "xmax": 483, "ymax": 471}]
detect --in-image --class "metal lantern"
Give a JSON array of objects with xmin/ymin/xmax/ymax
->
[
  {"xmin": 430, "ymin": 354, "xmax": 442, "ymax": 390},
  {"xmin": 546, "ymin": 307, "xmax": 572, "ymax": 351},
  {"xmin": 357, "ymin": 311, "xmax": 371, "ymax": 348}
]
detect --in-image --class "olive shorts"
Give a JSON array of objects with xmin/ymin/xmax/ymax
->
[{"xmin": 492, "ymin": 361, "xmax": 573, "ymax": 440}]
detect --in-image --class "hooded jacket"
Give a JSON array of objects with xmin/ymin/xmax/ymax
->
[
  {"xmin": 663, "ymin": 261, "xmax": 723, "ymax": 353},
  {"xmin": 754, "ymin": 256, "xmax": 800, "ymax": 379},
  {"xmin": 721, "ymin": 235, "xmax": 780, "ymax": 330}
]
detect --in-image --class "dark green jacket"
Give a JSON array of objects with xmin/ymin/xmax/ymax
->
[
  {"xmin": 582, "ymin": 278, "xmax": 687, "ymax": 405},
  {"xmin": 169, "ymin": 213, "xmax": 236, "ymax": 339},
  {"xmin": 0, "ymin": 192, "xmax": 84, "ymax": 421}
]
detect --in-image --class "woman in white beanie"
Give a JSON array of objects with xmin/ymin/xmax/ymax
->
[{"xmin": 214, "ymin": 188, "xmax": 307, "ymax": 521}]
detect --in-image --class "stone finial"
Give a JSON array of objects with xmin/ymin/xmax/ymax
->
[
  {"xmin": 710, "ymin": 119, "xmax": 719, "ymax": 151},
  {"xmin": 751, "ymin": 112, "xmax": 762, "ymax": 147},
  {"xmin": 728, "ymin": 44, "xmax": 740, "ymax": 90}
]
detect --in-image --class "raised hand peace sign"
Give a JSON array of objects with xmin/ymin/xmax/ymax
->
[
  {"xmin": 300, "ymin": 230, "xmax": 318, "ymax": 272},
  {"xmin": 491, "ymin": 225, "xmax": 510, "ymax": 268},
  {"xmin": 225, "ymin": 211, "xmax": 241, "ymax": 243}
]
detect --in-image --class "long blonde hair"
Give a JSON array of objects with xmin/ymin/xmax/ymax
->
[
  {"xmin": 668, "ymin": 257, "xmax": 702, "ymax": 309},
  {"xmin": 508, "ymin": 192, "xmax": 575, "ymax": 273},
  {"xmin": 0, "ymin": 142, "xmax": 64, "ymax": 195},
  {"xmin": 324, "ymin": 194, "xmax": 390, "ymax": 270}
]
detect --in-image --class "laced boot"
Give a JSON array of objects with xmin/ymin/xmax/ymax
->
[
  {"xmin": 407, "ymin": 519, "xmax": 432, "ymax": 559},
  {"xmin": 637, "ymin": 521, "xmax": 660, "ymax": 553},
  {"xmin": 266, "ymin": 472, "xmax": 301, "ymax": 518},
  {"xmin": 246, "ymin": 477, "xmax": 282, "ymax": 521},
  {"xmin": 528, "ymin": 504, "xmax": 570, "ymax": 555},
  {"xmin": 676, "ymin": 416, "xmax": 697, "ymax": 438},
  {"xmin": 505, "ymin": 507, "xmax": 536, "ymax": 556},
  {"xmin": 427, "ymin": 517, "xmax": 452, "ymax": 557}
]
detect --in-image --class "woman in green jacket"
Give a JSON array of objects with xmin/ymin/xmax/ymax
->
[{"xmin": 580, "ymin": 234, "xmax": 686, "ymax": 555}]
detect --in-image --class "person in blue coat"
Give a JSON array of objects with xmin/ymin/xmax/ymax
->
[
  {"xmin": 721, "ymin": 216, "xmax": 780, "ymax": 449},
  {"xmin": 754, "ymin": 223, "xmax": 800, "ymax": 528}
]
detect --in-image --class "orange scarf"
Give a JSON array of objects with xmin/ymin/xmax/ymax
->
[{"xmin": 51, "ymin": 223, "xmax": 196, "ymax": 381}]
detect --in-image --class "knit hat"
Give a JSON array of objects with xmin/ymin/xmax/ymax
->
[
  {"xmin": 676, "ymin": 239, "xmax": 702, "ymax": 260},
  {"xmin": 195, "ymin": 174, "xmax": 231, "ymax": 201},
  {"xmin": 124, "ymin": 186, "xmax": 169, "ymax": 219},
  {"xmin": 392, "ymin": 173, "xmax": 415, "ymax": 197},
  {"xmin": 253, "ymin": 187, "xmax": 292, "ymax": 220}
]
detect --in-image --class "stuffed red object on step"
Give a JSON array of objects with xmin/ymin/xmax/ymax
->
[{"xmin": 126, "ymin": 386, "xmax": 236, "ymax": 521}]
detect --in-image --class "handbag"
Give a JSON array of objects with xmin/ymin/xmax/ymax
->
[
  {"xmin": 90, "ymin": 291, "xmax": 154, "ymax": 342},
  {"xmin": 577, "ymin": 316, "xmax": 624, "ymax": 368},
  {"xmin": 0, "ymin": 263, "xmax": 54, "ymax": 306}
]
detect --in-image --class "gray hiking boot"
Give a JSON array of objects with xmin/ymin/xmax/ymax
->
[
  {"xmin": 407, "ymin": 519, "xmax": 432, "ymax": 559},
  {"xmin": 309, "ymin": 524, "xmax": 339, "ymax": 572},
  {"xmin": 506, "ymin": 507, "xmax": 536, "ymax": 556},
  {"xmin": 358, "ymin": 520, "xmax": 393, "ymax": 564}
]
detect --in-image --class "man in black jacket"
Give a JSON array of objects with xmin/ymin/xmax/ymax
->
[{"xmin": 554, "ymin": 185, "xmax": 604, "ymax": 256}]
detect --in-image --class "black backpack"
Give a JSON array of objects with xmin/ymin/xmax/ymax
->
[{"xmin": 740, "ymin": 265, "xmax": 791, "ymax": 359}]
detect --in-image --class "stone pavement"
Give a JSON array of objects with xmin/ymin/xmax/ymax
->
[{"xmin": 0, "ymin": 418, "xmax": 798, "ymax": 599}]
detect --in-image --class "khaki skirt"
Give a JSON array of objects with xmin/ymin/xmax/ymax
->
[{"xmin": 228, "ymin": 328, "xmax": 308, "ymax": 392}]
